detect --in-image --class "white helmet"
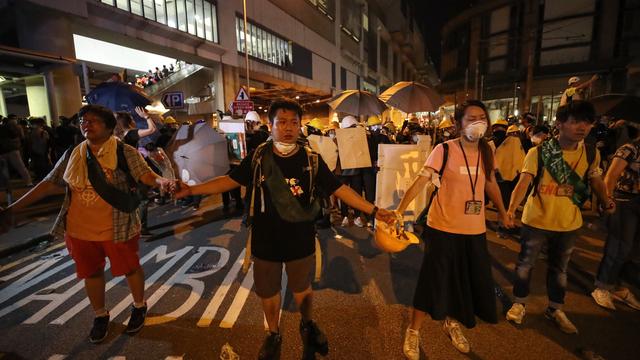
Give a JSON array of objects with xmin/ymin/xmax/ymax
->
[
  {"xmin": 568, "ymin": 76, "xmax": 580, "ymax": 86},
  {"xmin": 340, "ymin": 115, "xmax": 358, "ymax": 129},
  {"xmin": 244, "ymin": 110, "xmax": 261, "ymax": 122}
]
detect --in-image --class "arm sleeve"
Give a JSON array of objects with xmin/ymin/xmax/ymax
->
[
  {"xmin": 420, "ymin": 143, "xmax": 444, "ymax": 176},
  {"xmin": 521, "ymin": 147, "xmax": 539, "ymax": 176},
  {"xmin": 229, "ymin": 153, "xmax": 253, "ymax": 187},
  {"xmin": 43, "ymin": 150, "xmax": 71, "ymax": 186},
  {"xmin": 124, "ymin": 145, "xmax": 153, "ymax": 181},
  {"xmin": 613, "ymin": 143, "xmax": 637, "ymax": 163},
  {"xmin": 316, "ymin": 155, "xmax": 343, "ymax": 195}
]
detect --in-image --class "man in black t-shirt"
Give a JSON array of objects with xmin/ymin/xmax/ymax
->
[{"xmin": 175, "ymin": 99, "xmax": 395, "ymax": 360}]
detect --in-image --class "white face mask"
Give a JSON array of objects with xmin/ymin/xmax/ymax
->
[
  {"xmin": 443, "ymin": 131, "xmax": 451, "ymax": 137},
  {"xmin": 411, "ymin": 135, "xmax": 419, "ymax": 143},
  {"xmin": 531, "ymin": 135, "xmax": 544, "ymax": 145},
  {"xmin": 274, "ymin": 141, "xmax": 297, "ymax": 155},
  {"xmin": 463, "ymin": 121, "xmax": 487, "ymax": 142}
]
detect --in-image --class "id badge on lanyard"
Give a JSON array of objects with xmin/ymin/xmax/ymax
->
[{"xmin": 459, "ymin": 141, "xmax": 482, "ymax": 215}]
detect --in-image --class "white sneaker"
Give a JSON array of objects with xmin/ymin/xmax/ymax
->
[
  {"xmin": 402, "ymin": 328, "xmax": 420, "ymax": 360},
  {"xmin": 341, "ymin": 216, "xmax": 350, "ymax": 227},
  {"xmin": 354, "ymin": 217, "xmax": 365, "ymax": 228},
  {"xmin": 591, "ymin": 288, "xmax": 616, "ymax": 310},
  {"xmin": 506, "ymin": 303, "xmax": 526, "ymax": 324},
  {"xmin": 443, "ymin": 319, "xmax": 470, "ymax": 354},
  {"xmin": 545, "ymin": 308, "xmax": 578, "ymax": 334},
  {"xmin": 612, "ymin": 288, "xmax": 640, "ymax": 311}
]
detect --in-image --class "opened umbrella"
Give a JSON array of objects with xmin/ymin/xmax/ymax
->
[
  {"xmin": 590, "ymin": 94, "xmax": 640, "ymax": 123},
  {"xmin": 379, "ymin": 81, "xmax": 443, "ymax": 113},
  {"xmin": 86, "ymin": 81, "xmax": 152, "ymax": 112},
  {"xmin": 328, "ymin": 90, "xmax": 387, "ymax": 116},
  {"xmin": 171, "ymin": 123, "xmax": 230, "ymax": 184}
]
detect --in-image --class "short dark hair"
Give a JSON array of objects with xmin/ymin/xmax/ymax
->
[
  {"xmin": 555, "ymin": 100, "xmax": 595, "ymax": 124},
  {"xmin": 78, "ymin": 104, "xmax": 117, "ymax": 130},
  {"xmin": 532, "ymin": 125, "xmax": 550, "ymax": 135},
  {"xmin": 267, "ymin": 98, "xmax": 303, "ymax": 124}
]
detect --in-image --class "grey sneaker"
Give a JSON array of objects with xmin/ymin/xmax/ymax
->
[
  {"xmin": 612, "ymin": 288, "xmax": 640, "ymax": 310},
  {"xmin": 506, "ymin": 303, "xmax": 526, "ymax": 324},
  {"xmin": 403, "ymin": 328, "xmax": 420, "ymax": 360},
  {"xmin": 591, "ymin": 288, "xmax": 616, "ymax": 310},
  {"xmin": 545, "ymin": 308, "xmax": 578, "ymax": 334},
  {"xmin": 443, "ymin": 319, "xmax": 470, "ymax": 354}
]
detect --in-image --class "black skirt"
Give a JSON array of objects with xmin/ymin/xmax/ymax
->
[{"xmin": 413, "ymin": 226, "xmax": 498, "ymax": 328}]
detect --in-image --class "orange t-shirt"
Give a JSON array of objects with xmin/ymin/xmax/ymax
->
[
  {"xmin": 66, "ymin": 169, "xmax": 114, "ymax": 241},
  {"xmin": 424, "ymin": 139, "xmax": 489, "ymax": 235}
]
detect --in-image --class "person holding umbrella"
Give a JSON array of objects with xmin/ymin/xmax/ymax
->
[
  {"xmin": 174, "ymin": 98, "xmax": 396, "ymax": 360},
  {"xmin": 396, "ymin": 100, "xmax": 513, "ymax": 358},
  {"xmin": 0, "ymin": 104, "xmax": 176, "ymax": 343}
]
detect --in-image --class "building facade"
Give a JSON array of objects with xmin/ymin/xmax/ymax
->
[
  {"xmin": 439, "ymin": 0, "xmax": 640, "ymax": 123},
  {"xmin": 0, "ymin": 0, "xmax": 430, "ymax": 125}
]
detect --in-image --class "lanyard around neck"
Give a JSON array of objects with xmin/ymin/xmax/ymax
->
[{"xmin": 458, "ymin": 140, "xmax": 481, "ymax": 200}]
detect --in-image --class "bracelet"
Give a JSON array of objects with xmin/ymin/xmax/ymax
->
[{"xmin": 370, "ymin": 206, "xmax": 379, "ymax": 218}]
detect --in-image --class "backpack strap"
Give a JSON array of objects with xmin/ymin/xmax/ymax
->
[
  {"xmin": 584, "ymin": 143, "xmax": 597, "ymax": 182},
  {"xmin": 532, "ymin": 145, "xmax": 544, "ymax": 198}
]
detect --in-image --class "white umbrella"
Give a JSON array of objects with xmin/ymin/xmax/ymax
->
[{"xmin": 172, "ymin": 123, "xmax": 229, "ymax": 184}]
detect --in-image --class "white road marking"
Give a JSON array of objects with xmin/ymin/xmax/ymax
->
[
  {"xmin": 0, "ymin": 242, "xmax": 66, "ymax": 273},
  {"xmin": 197, "ymin": 249, "xmax": 245, "ymax": 327},
  {"xmin": 0, "ymin": 256, "xmax": 73, "ymax": 305},
  {"xmin": 219, "ymin": 264, "xmax": 254, "ymax": 328}
]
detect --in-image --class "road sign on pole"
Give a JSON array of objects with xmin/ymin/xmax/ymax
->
[
  {"xmin": 161, "ymin": 91, "xmax": 185, "ymax": 109},
  {"xmin": 232, "ymin": 87, "xmax": 253, "ymax": 116}
]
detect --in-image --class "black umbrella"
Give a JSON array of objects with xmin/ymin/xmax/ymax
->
[{"xmin": 590, "ymin": 94, "xmax": 640, "ymax": 123}]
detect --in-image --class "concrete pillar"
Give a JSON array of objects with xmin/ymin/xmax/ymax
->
[
  {"xmin": 25, "ymin": 75, "xmax": 52, "ymax": 122},
  {"xmin": 222, "ymin": 64, "xmax": 240, "ymax": 113},
  {"xmin": 15, "ymin": 2, "xmax": 82, "ymax": 123}
]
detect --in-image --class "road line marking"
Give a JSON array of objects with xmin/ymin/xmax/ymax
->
[
  {"xmin": 219, "ymin": 264, "xmax": 254, "ymax": 329},
  {"xmin": 0, "ymin": 242, "xmax": 66, "ymax": 274},
  {"xmin": 197, "ymin": 249, "xmax": 245, "ymax": 327}
]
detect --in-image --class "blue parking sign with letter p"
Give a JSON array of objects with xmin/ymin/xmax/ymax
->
[{"xmin": 162, "ymin": 91, "xmax": 185, "ymax": 109}]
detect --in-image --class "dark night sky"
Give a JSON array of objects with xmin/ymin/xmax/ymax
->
[{"xmin": 411, "ymin": 0, "xmax": 473, "ymax": 73}]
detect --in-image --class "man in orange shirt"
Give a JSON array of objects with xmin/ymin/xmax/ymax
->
[{"xmin": 0, "ymin": 105, "xmax": 175, "ymax": 344}]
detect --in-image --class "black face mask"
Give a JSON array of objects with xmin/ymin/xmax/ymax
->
[{"xmin": 493, "ymin": 130, "xmax": 506, "ymax": 141}]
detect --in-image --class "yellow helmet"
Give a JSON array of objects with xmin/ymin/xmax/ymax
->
[
  {"xmin": 367, "ymin": 115, "xmax": 382, "ymax": 126},
  {"xmin": 438, "ymin": 118, "xmax": 454, "ymax": 129},
  {"xmin": 507, "ymin": 125, "xmax": 520, "ymax": 133},
  {"xmin": 493, "ymin": 119, "xmax": 508, "ymax": 127},
  {"xmin": 307, "ymin": 118, "xmax": 323, "ymax": 130},
  {"xmin": 374, "ymin": 221, "xmax": 420, "ymax": 253},
  {"xmin": 164, "ymin": 116, "xmax": 177, "ymax": 124}
]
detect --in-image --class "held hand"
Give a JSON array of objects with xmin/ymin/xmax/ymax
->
[
  {"xmin": 603, "ymin": 198, "xmax": 616, "ymax": 214},
  {"xmin": 502, "ymin": 211, "xmax": 516, "ymax": 229},
  {"xmin": 173, "ymin": 181, "xmax": 192, "ymax": 199},
  {"xmin": 134, "ymin": 106, "xmax": 149, "ymax": 119},
  {"xmin": 156, "ymin": 177, "xmax": 176, "ymax": 194},
  {"xmin": 375, "ymin": 208, "xmax": 397, "ymax": 224}
]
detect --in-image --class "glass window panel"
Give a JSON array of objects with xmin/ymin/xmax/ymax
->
[
  {"xmin": 211, "ymin": 3, "xmax": 218, "ymax": 43},
  {"xmin": 101, "ymin": 0, "xmax": 115, "ymax": 6},
  {"xmin": 186, "ymin": 0, "xmax": 196, "ymax": 35},
  {"xmin": 177, "ymin": 0, "xmax": 187, "ymax": 31},
  {"xmin": 116, "ymin": 0, "xmax": 130, "ymax": 11},
  {"xmin": 237, "ymin": 18, "xmax": 245, "ymax": 52},
  {"xmin": 130, "ymin": 0, "xmax": 143, "ymax": 15},
  {"xmin": 266, "ymin": 33, "xmax": 273, "ymax": 62},
  {"xmin": 489, "ymin": 7, "xmax": 509, "ymax": 34},
  {"xmin": 251, "ymin": 24, "xmax": 258, "ymax": 57},
  {"xmin": 204, "ymin": 2, "xmax": 213, "ymax": 41},
  {"xmin": 539, "ymin": 46, "xmax": 590, "ymax": 65},
  {"xmin": 166, "ymin": 0, "xmax": 178, "ymax": 28},
  {"xmin": 542, "ymin": 17, "xmax": 593, "ymax": 49},
  {"xmin": 288, "ymin": 42, "xmax": 293, "ymax": 65},
  {"xmin": 155, "ymin": 0, "xmax": 166, "ymax": 24},
  {"xmin": 195, "ymin": 0, "xmax": 204, "ymax": 38},
  {"xmin": 143, "ymin": 0, "xmax": 155, "ymax": 20},
  {"xmin": 260, "ymin": 28, "xmax": 266, "ymax": 60}
]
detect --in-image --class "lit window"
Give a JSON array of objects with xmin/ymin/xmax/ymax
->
[
  {"xmin": 166, "ymin": 0, "xmax": 177, "ymax": 28},
  {"xmin": 143, "ymin": 0, "xmax": 155, "ymax": 20},
  {"xmin": 186, "ymin": 0, "xmax": 196, "ymax": 35},
  {"xmin": 177, "ymin": 0, "xmax": 187, "ymax": 32},
  {"xmin": 234, "ymin": 17, "xmax": 293, "ymax": 67},
  {"xmin": 116, "ymin": 0, "xmax": 129, "ymax": 11},
  {"xmin": 195, "ymin": 0, "xmax": 204, "ymax": 38},
  {"xmin": 155, "ymin": 0, "xmax": 166, "ymax": 24},
  {"xmin": 204, "ymin": 2, "xmax": 213, "ymax": 41}
]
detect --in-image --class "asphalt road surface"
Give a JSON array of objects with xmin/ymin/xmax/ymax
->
[{"xmin": 0, "ymin": 196, "xmax": 638, "ymax": 360}]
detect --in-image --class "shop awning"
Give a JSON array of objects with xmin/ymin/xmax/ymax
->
[{"xmin": 0, "ymin": 45, "xmax": 76, "ymax": 77}]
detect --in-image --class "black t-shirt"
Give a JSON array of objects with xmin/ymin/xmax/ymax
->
[
  {"xmin": 230, "ymin": 147, "xmax": 342, "ymax": 262},
  {"xmin": 123, "ymin": 130, "xmax": 140, "ymax": 148}
]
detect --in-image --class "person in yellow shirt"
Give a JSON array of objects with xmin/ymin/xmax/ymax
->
[{"xmin": 504, "ymin": 100, "xmax": 614, "ymax": 334}]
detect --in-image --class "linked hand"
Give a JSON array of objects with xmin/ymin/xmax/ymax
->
[
  {"xmin": 603, "ymin": 198, "xmax": 616, "ymax": 214},
  {"xmin": 502, "ymin": 211, "xmax": 516, "ymax": 229},
  {"xmin": 375, "ymin": 208, "xmax": 396, "ymax": 224},
  {"xmin": 156, "ymin": 177, "xmax": 176, "ymax": 194},
  {"xmin": 173, "ymin": 181, "xmax": 192, "ymax": 199}
]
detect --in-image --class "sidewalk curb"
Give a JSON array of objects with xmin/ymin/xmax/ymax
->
[{"xmin": 0, "ymin": 233, "xmax": 53, "ymax": 258}]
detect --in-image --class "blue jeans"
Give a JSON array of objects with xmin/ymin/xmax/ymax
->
[
  {"xmin": 596, "ymin": 197, "xmax": 640, "ymax": 290},
  {"xmin": 513, "ymin": 225, "xmax": 577, "ymax": 309}
]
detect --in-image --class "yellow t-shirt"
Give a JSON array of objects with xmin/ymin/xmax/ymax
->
[{"xmin": 521, "ymin": 144, "xmax": 600, "ymax": 232}]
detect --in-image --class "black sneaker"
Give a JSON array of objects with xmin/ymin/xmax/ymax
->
[
  {"xmin": 258, "ymin": 332, "xmax": 282, "ymax": 360},
  {"xmin": 300, "ymin": 320, "xmax": 329, "ymax": 359},
  {"xmin": 125, "ymin": 305, "xmax": 147, "ymax": 334},
  {"xmin": 89, "ymin": 314, "xmax": 110, "ymax": 343}
]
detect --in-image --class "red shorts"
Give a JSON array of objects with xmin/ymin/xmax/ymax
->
[{"xmin": 65, "ymin": 234, "xmax": 141, "ymax": 279}]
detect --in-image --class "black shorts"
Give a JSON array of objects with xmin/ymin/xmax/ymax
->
[{"xmin": 253, "ymin": 255, "xmax": 315, "ymax": 298}]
